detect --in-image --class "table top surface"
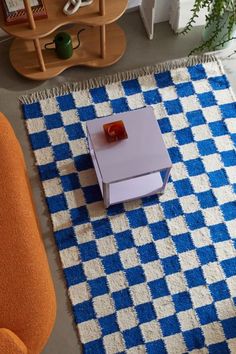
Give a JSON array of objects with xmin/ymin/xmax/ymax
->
[{"xmin": 86, "ymin": 107, "xmax": 172, "ymax": 183}]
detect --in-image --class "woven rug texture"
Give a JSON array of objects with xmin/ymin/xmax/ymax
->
[{"xmin": 22, "ymin": 56, "xmax": 236, "ymax": 354}]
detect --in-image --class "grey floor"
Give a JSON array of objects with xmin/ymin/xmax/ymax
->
[{"xmin": 0, "ymin": 10, "xmax": 236, "ymax": 354}]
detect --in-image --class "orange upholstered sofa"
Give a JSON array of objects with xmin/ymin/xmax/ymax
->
[{"xmin": 0, "ymin": 113, "xmax": 56, "ymax": 354}]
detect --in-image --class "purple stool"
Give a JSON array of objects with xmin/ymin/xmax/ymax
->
[{"xmin": 87, "ymin": 107, "xmax": 172, "ymax": 207}]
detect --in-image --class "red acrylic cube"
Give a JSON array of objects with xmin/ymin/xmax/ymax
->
[{"xmin": 103, "ymin": 120, "xmax": 128, "ymax": 143}]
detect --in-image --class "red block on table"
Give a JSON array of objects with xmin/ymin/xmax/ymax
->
[{"xmin": 103, "ymin": 120, "xmax": 128, "ymax": 142}]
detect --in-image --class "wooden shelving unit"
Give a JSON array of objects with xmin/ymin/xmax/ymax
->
[{"xmin": 0, "ymin": 0, "xmax": 128, "ymax": 80}]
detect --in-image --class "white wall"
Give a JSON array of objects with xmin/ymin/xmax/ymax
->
[
  {"xmin": 128, "ymin": 0, "xmax": 141, "ymax": 9},
  {"xmin": 154, "ymin": 0, "xmax": 171, "ymax": 23},
  {"xmin": 170, "ymin": 0, "xmax": 207, "ymax": 32}
]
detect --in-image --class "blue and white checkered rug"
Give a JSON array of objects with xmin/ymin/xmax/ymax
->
[{"xmin": 22, "ymin": 56, "xmax": 236, "ymax": 354}]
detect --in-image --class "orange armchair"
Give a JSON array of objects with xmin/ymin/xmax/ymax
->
[{"xmin": 0, "ymin": 113, "xmax": 56, "ymax": 354}]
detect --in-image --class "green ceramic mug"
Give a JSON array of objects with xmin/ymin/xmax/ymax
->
[{"xmin": 45, "ymin": 29, "xmax": 85, "ymax": 60}]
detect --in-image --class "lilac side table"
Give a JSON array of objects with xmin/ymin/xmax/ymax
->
[{"xmin": 86, "ymin": 107, "xmax": 172, "ymax": 208}]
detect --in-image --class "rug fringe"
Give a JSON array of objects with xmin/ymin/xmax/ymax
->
[{"xmin": 19, "ymin": 54, "xmax": 218, "ymax": 104}]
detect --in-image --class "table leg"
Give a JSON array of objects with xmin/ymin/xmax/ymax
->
[
  {"xmin": 100, "ymin": 25, "xmax": 106, "ymax": 59},
  {"xmin": 103, "ymin": 182, "xmax": 110, "ymax": 208},
  {"xmin": 23, "ymin": 0, "xmax": 36, "ymax": 30},
  {"xmin": 161, "ymin": 167, "xmax": 171, "ymax": 192},
  {"xmin": 33, "ymin": 39, "xmax": 46, "ymax": 72},
  {"xmin": 99, "ymin": 0, "xmax": 105, "ymax": 16}
]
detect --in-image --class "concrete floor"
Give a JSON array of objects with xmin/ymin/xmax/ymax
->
[{"xmin": 0, "ymin": 10, "xmax": 236, "ymax": 354}]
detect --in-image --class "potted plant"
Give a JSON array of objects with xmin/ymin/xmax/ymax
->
[{"xmin": 181, "ymin": 0, "xmax": 236, "ymax": 54}]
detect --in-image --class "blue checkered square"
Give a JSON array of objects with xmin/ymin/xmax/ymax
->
[
  {"xmin": 185, "ymin": 211, "xmax": 205, "ymax": 230},
  {"xmin": 209, "ymin": 223, "xmax": 230, "ymax": 243},
  {"xmin": 185, "ymin": 158, "xmax": 205, "ymax": 176},
  {"xmin": 65, "ymin": 123, "xmax": 85, "ymax": 140},
  {"xmin": 61, "ymin": 173, "xmax": 80, "ymax": 191},
  {"xmin": 143, "ymin": 89, "xmax": 161, "ymax": 104},
  {"xmin": 155, "ymin": 71, "xmax": 173, "ymax": 88},
  {"xmin": 186, "ymin": 110, "xmax": 205, "ymax": 126},
  {"xmin": 78, "ymin": 105, "xmax": 96, "ymax": 121},
  {"xmin": 173, "ymin": 233, "xmax": 195, "ymax": 253},
  {"xmin": 183, "ymin": 328, "xmax": 205, "ymax": 350},
  {"xmin": 89, "ymin": 277, "xmax": 109, "ymax": 297},
  {"xmin": 221, "ymin": 257, "xmax": 236, "ymax": 277},
  {"xmin": 70, "ymin": 206, "xmax": 89, "ymax": 225},
  {"xmin": 127, "ymin": 209, "xmax": 147, "ymax": 228},
  {"xmin": 74, "ymin": 154, "xmax": 93, "ymax": 171},
  {"xmin": 64, "ymin": 264, "xmax": 86, "ymax": 286},
  {"xmin": 53, "ymin": 143, "xmax": 72, "ymax": 161},
  {"xmin": 209, "ymin": 342, "xmax": 230, "ymax": 354},
  {"xmin": 220, "ymin": 102, "xmax": 236, "ymax": 118},
  {"xmin": 149, "ymin": 278, "xmax": 169, "ymax": 299},
  {"xmin": 185, "ymin": 267, "xmax": 206, "ymax": 288},
  {"xmin": 150, "ymin": 220, "xmax": 169, "ymax": 240},
  {"xmin": 209, "ymin": 75, "xmax": 229, "ymax": 90},
  {"xmin": 158, "ymin": 117, "xmax": 172, "ymax": 133},
  {"xmin": 99, "ymin": 314, "xmax": 119, "ymax": 335},
  {"xmin": 123, "ymin": 327, "xmax": 143, "ymax": 348},
  {"xmin": 208, "ymin": 169, "xmax": 228, "ymax": 188},
  {"xmin": 80, "ymin": 241, "xmax": 99, "ymax": 261},
  {"xmin": 115, "ymin": 230, "xmax": 134, "ymax": 250},
  {"xmin": 30, "ymin": 131, "xmax": 50, "ymax": 149},
  {"xmin": 197, "ymin": 190, "xmax": 217, "ymax": 208},
  {"xmin": 198, "ymin": 92, "xmax": 217, "ymax": 108},
  {"xmin": 173, "ymin": 291, "xmax": 192, "ymax": 312},
  {"xmin": 74, "ymin": 299, "xmax": 96, "ymax": 323},
  {"xmin": 222, "ymin": 317, "xmax": 236, "ymax": 339},
  {"xmin": 102, "ymin": 253, "xmax": 123, "ymax": 274},
  {"xmin": 175, "ymin": 178, "xmax": 194, "ymax": 197},
  {"xmin": 188, "ymin": 64, "xmax": 206, "ymax": 80},
  {"xmin": 221, "ymin": 150, "xmax": 236, "ymax": 167},
  {"xmin": 113, "ymin": 289, "xmax": 133, "ymax": 310},
  {"xmin": 45, "ymin": 113, "xmax": 63, "ymax": 129},
  {"xmin": 164, "ymin": 99, "xmax": 183, "ymax": 115},
  {"xmin": 90, "ymin": 87, "xmax": 108, "ymax": 103},
  {"xmin": 47, "ymin": 193, "xmax": 67, "ymax": 213},
  {"xmin": 136, "ymin": 302, "xmax": 156, "ymax": 324},
  {"xmin": 162, "ymin": 199, "xmax": 183, "ymax": 219},
  {"xmin": 159, "ymin": 315, "xmax": 181, "ymax": 336},
  {"xmin": 176, "ymin": 82, "xmax": 195, "ymax": 97},
  {"xmin": 84, "ymin": 339, "xmax": 105, "ymax": 354},
  {"xmin": 55, "ymin": 227, "xmax": 76, "ymax": 250},
  {"xmin": 162, "ymin": 255, "xmax": 181, "ymax": 275},
  {"xmin": 57, "ymin": 94, "xmax": 75, "ymax": 111},
  {"xmin": 126, "ymin": 266, "xmax": 146, "ymax": 286},
  {"xmin": 196, "ymin": 304, "xmax": 218, "ymax": 325},
  {"xmin": 111, "ymin": 98, "xmax": 129, "ymax": 113},
  {"xmin": 23, "ymin": 101, "xmax": 42, "ymax": 118},
  {"xmin": 139, "ymin": 243, "xmax": 159, "ymax": 264},
  {"xmin": 146, "ymin": 340, "xmax": 167, "ymax": 354},
  {"xmin": 197, "ymin": 139, "xmax": 217, "ymax": 156},
  {"xmin": 92, "ymin": 219, "xmax": 112, "ymax": 239},
  {"xmin": 168, "ymin": 147, "xmax": 182, "ymax": 163},
  {"xmin": 221, "ymin": 202, "xmax": 236, "ymax": 221},
  {"xmin": 38, "ymin": 162, "xmax": 58, "ymax": 181},
  {"xmin": 122, "ymin": 79, "xmax": 141, "ymax": 95}
]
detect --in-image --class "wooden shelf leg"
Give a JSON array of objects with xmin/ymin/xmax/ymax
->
[
  {"xmin": 99, "ymin": 0, "xmax": 105, "ymax": 16},
  {"xmin": 23, "ymin": 0, "xmax": 36, "ymax": 30},
  {"xmin": 33, "ymin": 39, "xmax": 46, "ymax": 72},
  {"xmin": 100, "ymin": 25, "xmax": 106, "ymax": 59}
]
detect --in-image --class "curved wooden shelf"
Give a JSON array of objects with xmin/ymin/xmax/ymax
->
[
  {"xmin": 9, "ymin": 23, "xmax": 126, "ymax": 80},
  {"xmin": 0, "ymin": 0, "xmax": 128, "ymax": 40}
]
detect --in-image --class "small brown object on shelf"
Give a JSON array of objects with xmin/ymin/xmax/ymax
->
[
  {"xmin": 1, "ymin": 0, "xmax": 47, "ymax": 26},
  {"xmin": 103, "ymin": 120, "xmax": 128, "ymax": 142}
]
